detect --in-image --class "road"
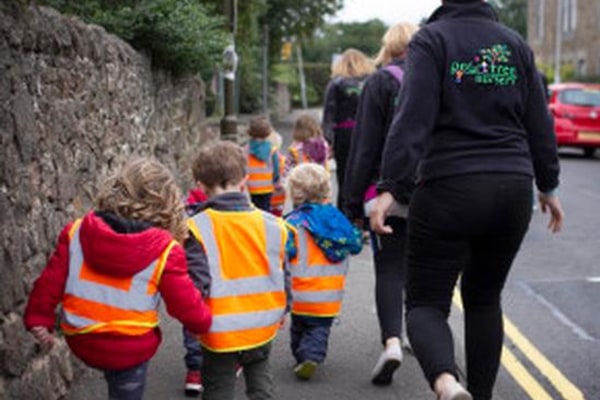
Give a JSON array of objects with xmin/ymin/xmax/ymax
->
[{"xmin": 67, "ymin": 117, "xmax": 600, "ymax": 399}]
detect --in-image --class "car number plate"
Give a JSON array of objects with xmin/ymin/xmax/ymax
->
[{"xmin": 578, "ymin": 132, "xmax": 600, "ymax": 141}]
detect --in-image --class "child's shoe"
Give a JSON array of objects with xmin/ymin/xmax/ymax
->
[
  {"xmin": 294, "ymin": 360, "xmax": 317, "ymax": 380},
  {"xmin": 184, "ymin": 370, "xmax": 203, "ymax": 397},
  {"xmin": 371, "ymin": 343, "xmax": 403, "ymax": 385}
]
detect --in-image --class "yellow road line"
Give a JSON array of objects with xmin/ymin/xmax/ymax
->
[
  {"xmin": 452, "ymin": 288, "xmax": 585, "ymax": 400},
  {"xmin": 504, "ymin": 318, "xmax": 585, "ymax": 400},
  {"xmin": 500, "ymin": 346, "xmax": 553, "ymax": 400}
]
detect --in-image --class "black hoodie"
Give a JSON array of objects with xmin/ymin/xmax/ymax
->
[
  {"xmin": 377, "ymin": 1, "xmax": 560, "ymax": 204},
  {"xmin": 342, "ymin": 58, "xmax": 405, "ymax": 220}
]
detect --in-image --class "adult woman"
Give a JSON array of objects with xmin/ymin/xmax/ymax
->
[
  {"xmin": 342, "ymin": 22, "xmax": 418, "ymax": 386},
  {"xmin": 371, "ymin": 1, "xmax": 564, "ymax": 399},
  {"xmin": 322, "ymin": 48, "xmax": 374, "ymax": 208}
]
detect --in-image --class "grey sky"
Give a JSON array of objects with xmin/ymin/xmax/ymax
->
[{"xmin": 332, "ymin": 0, "xmax": 442, "ymax": 25}]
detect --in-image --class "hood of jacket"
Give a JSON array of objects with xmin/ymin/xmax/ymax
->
[
  {"xmin": 249, "ymin": 138, "xmax": 273, "ymax": 162},
  {"xmin": 285, "ymin": 203, "xmax": 362, "ymax": 263},
  {"xmin": 428, "ymin": 1, "xmax": 497, "ymax": 24},
  {"xmin": 78, "ymin": 211, "xmax": 174, "ymax": 278},
  {"xmin": 187, "ymin": 192, "xmax": 253, "ymax": 216}
]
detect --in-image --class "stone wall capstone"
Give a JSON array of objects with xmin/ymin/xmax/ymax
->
[{"xmin": 0, "ymin": 3, "xmax": 214, "ymax": 398}]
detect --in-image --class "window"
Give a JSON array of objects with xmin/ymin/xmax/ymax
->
[
  {"xmin": 562, "ymin": 0, "xmax": 577, "ymax": 34},
  {"xmin": 559, "ymin": 89, "xmax": 600, "ymax": 107}
]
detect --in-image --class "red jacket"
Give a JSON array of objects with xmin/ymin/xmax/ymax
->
[{"xmin": 24, "ymin": 211, "xmax": 212, "ymax": 370}]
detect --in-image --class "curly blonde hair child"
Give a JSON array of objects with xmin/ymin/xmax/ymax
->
[
  {"xmin": 96, "ymin": 157, "xmax": 188, "ymax": 243},
  {"xmin": 287, "ymin": 163, "xmax": 331, "ymax": 207}
]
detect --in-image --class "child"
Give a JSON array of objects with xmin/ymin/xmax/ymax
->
[
  {"xmin": 267, "ymin": 128, "xmax": 287, "ymax": 217},
  {"xmin": 187, "ymin": 140, "xmax": 293, "ymax": 400},
  {"xmin": 182, "ymin": 185, "xmax": 210, "ymax": 397},
  {"xmin": 285, "ymin": 114, "xmax": 330, "ymax": 176},
  {"xmin": 24, "ymin": 157, "xmax": 212, "ymax": 400},
  {"xmin": 285, "ymin": 163, "xmax": 362, "ymax": 380},
  {"xmin": 246, "ymin": 116, "xmax": 281, "ymax": 212}
]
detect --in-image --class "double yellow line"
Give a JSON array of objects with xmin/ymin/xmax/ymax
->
[{"xmin": 452, "ymin": 289, "xmax": 585, "ymax": 399}]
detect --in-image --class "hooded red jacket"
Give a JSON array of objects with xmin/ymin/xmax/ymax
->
[{"xmin": 24, "ymin": 211, "xmax": 212, "ymax": 370}]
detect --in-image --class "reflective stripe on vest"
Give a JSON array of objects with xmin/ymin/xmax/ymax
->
[
  {"xmin": 289, "ymin": 146, "xmax": 309, "ymax": 165},
  {"xmin": 247, "ymin": 147, "xmax": 275, "ymax": 194},
  {"xmin": 188, "ymin": 209, "xmax": 287, "ymax": 352},
  {"xmin": 60, "ymin": 219, "xmax": 173, "ymax": 336},
  {"xmin": 290, "ymin": 227, "xmax": 348, "ymax": 317}
]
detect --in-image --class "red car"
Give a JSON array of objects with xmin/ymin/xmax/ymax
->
[{"xmin": 548, "ymin": 82, "xmax": 600, "ymax": 157}]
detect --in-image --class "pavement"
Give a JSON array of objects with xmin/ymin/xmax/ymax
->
[{"xmin": 67, "ymin": 108, "xmax": 479, "ymax": 400}]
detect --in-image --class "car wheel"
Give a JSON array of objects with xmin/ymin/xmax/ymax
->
[{"xmin": 583, "ymin": 148, "xmax": 596, "ymax": 158}]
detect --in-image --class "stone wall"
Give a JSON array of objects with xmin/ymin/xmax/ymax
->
[{"xmin": 0, "ymin": 3, "xmax": 213, "ymax": 399}]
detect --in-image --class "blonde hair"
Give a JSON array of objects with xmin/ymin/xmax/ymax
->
[
  {"xmin": 374, "ymin": 22, "xmax": 419, "ymax": 66},
  {"xmin": 96, "ymin": 157, "xmax": 188, "ymax": 243},
  {"xmin": 192, "ymin": 140, "xmax": 246, "ymax": 190},
  {"xmin": 287, "ymin": 163, "xmax": 331, "ymax": 206},
  {"xmin": 292, "ymin": 114, "xmax": 323, "ymax": 142},
  {"xmin": 331, "ymin": 48, "xmax": 375, "ymax": 78},
  {"xmin": 247, "ymin": 116, "xmax": 273, "ymax": 139}
]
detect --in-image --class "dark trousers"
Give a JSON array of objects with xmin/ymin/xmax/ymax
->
[
  {"xmin": 202, "ymin": 342, "xmax": 274, "ymax": 400},
  {"xmin": 251, "ymin": 193, "xmax": 272, "ymax": 213},
  {"xmin": 333, "ymin": 129, "xmax": 351, "ymax": 209},
  {"xmin": 182, "ymin": 328, "xmax": 203, "ymax": 370},
  {"xmin": 103, "ymin": 362, "xmax": 149, "ymax": 400},
  {"xmin": 290, "ymin": 315, "xmax": 334, "ymax": 364},
  {"xmin": 405, "ymin": 173, "xmax": 532, "ymax": 400},
  {"xmin": 369, "ymin": 217, "xmax": 407, "ymax": 344}
]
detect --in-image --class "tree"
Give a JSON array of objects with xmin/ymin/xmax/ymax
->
[
  {"xmin": 37, "ymin": 0, "xmax": 229, "ymax": 78},
  {"xmin": 490, "ymin": 0, "xmax": 528, "ymax": 38},
  {"xmin": 303, "ymin": 20, "xmax": 388, "ymax": 63},
  {"xmin": 265, "ymin": 0, "xmax": 343, "ymax": 57}
]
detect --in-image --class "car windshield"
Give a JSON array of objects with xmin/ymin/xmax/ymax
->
[{"xmin": 559, "ymin": 88, "xmax": 600, "ymax": 107}]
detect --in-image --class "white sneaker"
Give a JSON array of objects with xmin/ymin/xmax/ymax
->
[
  {"xmin": 371, "ymin": 344, "xmax": 403, "ymax": 385},
  {"xmin": 439, "ymin": 381, "xmax": 472, "ymax": 400}
]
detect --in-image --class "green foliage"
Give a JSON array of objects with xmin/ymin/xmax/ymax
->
[
  {"xmin": 235, "ymin": 0, "xmax": 267, "ymax": 113},
  {"xmin": 37, "ymin": 0, "xmax": 229, "ymax": 78},
  {"xmin": 490, "ymin": 0, "xmax": 527, "ymax": 38},
  {"xmin": 273, "ymin": 61, "xmax": 330, "ymax": 106},
  {"xmin": 303, "ymin": 20, "xmax": 388, "ymax": 63},
  {"xmin": 266, "ymin": 0, "xmax": 343, "ymax": 58},
  {"xmin": 537, "ymin": 62, "xmax": 577, "ymax": 83}
]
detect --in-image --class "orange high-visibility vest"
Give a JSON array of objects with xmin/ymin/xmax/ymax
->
[
  {"xmin": 188, "ymin": 208, "xmax": 288, "ymax": 352},
  {"xmin": 289, "ymin": 145, "xmax": 330, "ymax": 172},
  {"xmin": 288, "ymin": 146, "xmax": 309, "ymax": 165},
  {"xmin": 61, "ymin": 219, "xmax": 175, "ymax": 336},
  {"xmin": 270, "ymin": 153, "xmax": 287, "ymax": 210},
  {"xmin": 247, "ymin": 146, "xmax": 276, "ymax": 195},
  {"xmin": 289, "ymin": 226, "xmax": 349, "ymax": 317}
]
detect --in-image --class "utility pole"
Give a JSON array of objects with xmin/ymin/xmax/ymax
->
[
  {"xmin": 296, "ymin": 40, "xmax": 308, "ymax": 110},
  {"xmin": 262, "ymin": 22, "xmax": 269, "ymax": 117},
  {"xmin": 221, "ymin": 0, "xmax": 238, "ymax": 141},
  {"xmin": 553, "ymin": 0, "xmax": 563, "ymax": 83}
]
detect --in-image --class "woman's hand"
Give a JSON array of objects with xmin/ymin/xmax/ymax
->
[
  {"xmin": 369, "ymin": 192, "xmax": 395, "ymax": 234},
  {"xmin": 537, "ymin": 193, "xmax": 564, "ymax": 233}
]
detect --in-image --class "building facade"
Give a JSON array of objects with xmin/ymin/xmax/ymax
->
[{"xmin": 528, "ymin": 0, "xmax": 600, "ymax": 80}]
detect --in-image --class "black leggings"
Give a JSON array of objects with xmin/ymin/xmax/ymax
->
[
  {"xmin": 333, "ymin": 129, "xmax": 351, "ymax": 209},
  {"xmin": 405, "ymin": 173, "xmax": 532, "ymax": 400},
  {"xmin": 369, "ymin": 217, "xmax": 407, "ymax": 344}
]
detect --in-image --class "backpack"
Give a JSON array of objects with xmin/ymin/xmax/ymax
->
[{"xmin": 383, "ymin": 64, "xmax": 404, "ymax": 112}]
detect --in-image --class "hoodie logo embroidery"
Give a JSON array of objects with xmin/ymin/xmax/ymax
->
[{"xmin": 450, "ymin": 44, "xmax": 517, "ymax": 86}]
